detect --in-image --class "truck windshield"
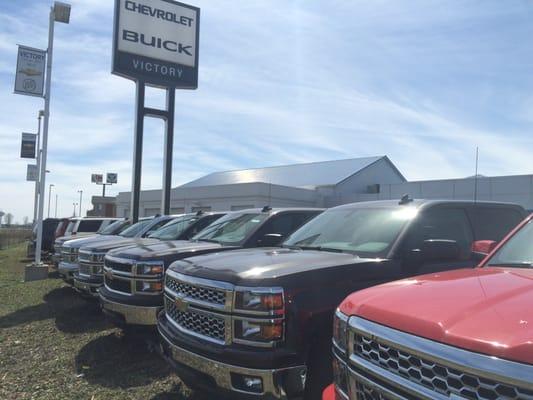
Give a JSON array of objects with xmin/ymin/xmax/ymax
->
[
  {"xmin": 99, "ymin": 220, "xmax": 127, "ymax": 235},
  {"xmin": 148, "ymin": 216, "xmax": 198, "ymax": 240},
  {"xmin": 192, "ymin": 213, "xmax": 268, "ymax": 245},
  {"xmin": 284, "ymin": 207, "xmax": 418, "ymax": 257},
  {"xmin": 487, "ymin": 220, "xmax": 533, "ymax": 268},
  {"xmin": 119, "ymin": 219, "xmax": 151, "ymax": 238}
]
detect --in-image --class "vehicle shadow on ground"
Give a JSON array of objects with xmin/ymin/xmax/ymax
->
[
  {"xmin": 150, "ymin": 384, "xmax": 208, "ymax": 400},
  {"xmin": 75, "ymin": 333, "xmax": 174, "ymax": 389},
  {"xmin": 0, "ymin": 286, "xmax": 112, "ymax": 334}
]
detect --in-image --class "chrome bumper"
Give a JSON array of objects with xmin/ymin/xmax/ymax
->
[
  {"xmin": 159, "ymin": 326, "xmax": 306, "ymax": 399},
  {"xmin": 58, "ymin": 261, "xmax": 78, "ymax": 281},
  {"xmin": 100, "ymin": 294, "xmax": 161, "ymax": 326},
  {"xmin": 74, "ymin": 278, "xmax": 100, "ymax": 297}
]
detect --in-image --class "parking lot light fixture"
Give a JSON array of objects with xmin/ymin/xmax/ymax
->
[{"xmin": 53, "ymin": 2, "xmax": 71, "ymax": 24}]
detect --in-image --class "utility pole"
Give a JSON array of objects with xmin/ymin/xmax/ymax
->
[
  {"xmin": 34, "ymin": 2, "xmax": 71, "ymax": 267},
  {"xmin": 55, "ymin": 194, "xmax": 58, "ymax": 218},
  {"xmin": 33, "ymin": 110, "xmax": 44, "ymax": 226},
  {"xmin": 47, "ymin": 183, "xmax": 54, "ymax": 218},
  {"xmin": 78, "ymin": 190, "xmax": 83, "ymax": 217},
  {"xmin": 72, "ymin": 202, "xmax": 78, "ymax": 217}
]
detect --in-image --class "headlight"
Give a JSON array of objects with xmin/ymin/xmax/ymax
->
[
  {"xmin": 234, "ymin": 319, "xmax": 284, "ymax": 343},
  {"xmin": 136, "ymin": 281, "xmax": 163, "ymax": 293},
  {"xmin": 333, "ymin": 309, "xmax": 349, "ymax": 354},
  {"xmin": 234, "ymin": 287, "xmax": 284, "ymax": 314},
  {"xmin": 136, "ymin": 262, "xmax": 164, "ymax": 275}
]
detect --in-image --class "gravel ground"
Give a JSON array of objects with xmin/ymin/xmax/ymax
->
[{"xmin": 0, "ymin": 244, "xmax": 202, "ymax": 400}]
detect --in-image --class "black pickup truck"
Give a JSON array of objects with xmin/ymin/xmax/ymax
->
[
  {"xmin": 99, "ymin": 208, "xmax": 322, "ymax": 329},
  {"xmin": 73, "ymin": 213, "xmax": 223, "ymax": 298},
  {"xmin": 157, "ymin": 199, "xmax": 526, "ymax": 400}
]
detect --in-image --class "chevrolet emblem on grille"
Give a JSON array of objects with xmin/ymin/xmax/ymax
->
[
  {"xmin": 175, "ymin": 297, "xmax": 189, "ymax": 312},
  {"xmin": 105, "ymin": 270, "xmax": 113, "ymax": 280}
]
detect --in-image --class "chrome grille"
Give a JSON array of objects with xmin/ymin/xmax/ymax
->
[
  {"xmin": 79, "ymin": 262, "xmax": 102, "ymax": 277},
  {"xmin": 353, "ymin": 333, "xmax": 533, "ymax": 400},
  {"xmin": 105, "ymin": 275, "xmax": 132, "ymax": 294},
  {"xmin": 105, "ymin": 258, "xmax": 132, "ymax": 274},
  {"xmin": 165, "ymin": 297, "xmax": 225, "ymax": 342},
  {"xmin": 166, "ymin": 275, "xmax": 226, "ymax": 305}
]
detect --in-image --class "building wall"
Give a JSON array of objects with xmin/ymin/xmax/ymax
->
[
  {"xmin": 329, "ymin": 175, "xmax": 533, "ymax": 211},
  {"xmin": 116, "ymin": 182, "xmax": 318, "ymax": 217}
]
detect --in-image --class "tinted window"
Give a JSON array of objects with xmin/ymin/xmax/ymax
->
[
  {"xmin": 193, "ymin": 213, "xmax": 269, "ymax": 245},
  {"xmin": 99, "ymin": 220, "xmax": 128, "ymax": 235},
  {"xmin": 143, "ymin": 218, "xmax": 172, "ymax": 237},
  {"xmin": 255, "ymin": 212, "xmax": 319, "ymax": 240},
  {"xmin": 149, "ymin": 216, "xmax": 198, "ymax": 240},
  {"xmin": 77, "ymin": 220, "xmax": 104, "ymax": 232},
  {"xmin": 468, "ymin": 207, "xmax": 523, "ymax": 241},
  {"xmin": 285, "ymin": 207, "xmax": 417, "ymax": 257},
  {"xmin": 407, "ymin": 208, "xmax": 473, "ymax": 260},
  {"xmin": 119, "ymin": 220, "xmax": 151, "ymax": 237}
]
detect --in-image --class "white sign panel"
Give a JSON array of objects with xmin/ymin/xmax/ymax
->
[
  {"xmin": 14, "ymin": 46, "xmax": 46, "ymax": 97},
  {"xmin": 106, "ymin": 173, "xmax": 118, "ymax": 184},
  {"xmin": 113, "ymin": 0, "xmax": 200, "ymax": 88},
  {"xmin": 27, "ymin": 164, "xmax": 38, "ymax": 182},
  {"xmin": 91, "ymin": 174, "xmax": 104, "ymax": 184}
]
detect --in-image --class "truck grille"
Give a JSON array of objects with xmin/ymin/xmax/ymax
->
[
  {"xmin": 353, "ymin": 381, "xmax": 389, "ymax": 400},
  {"xmin": 79, "ymin": 262, "xmax": 102, "ymax": 277},
  {"xmin": 166, "ymin": 275, "xmax": 226, "ymax": 306},
  {"xmin": 165, "ymin": 296, "xmax": 225, "ymax": 343},
  {"xmin": 353, "ymin": 333, "xmax": 533, "ymax": 400},
  {"xmin": 105, "ymin": 259, "xmax": 133, "ymax": 274},
  {"xmin": 105, "ymin": 276, "xmax": 131, "ymax": 294}
]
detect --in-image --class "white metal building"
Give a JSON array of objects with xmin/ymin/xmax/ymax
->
[{"xmin": 115, "ymin": 156, "xmax": 533, "ymax": 217}]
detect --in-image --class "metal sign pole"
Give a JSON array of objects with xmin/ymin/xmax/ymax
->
[
  {"xmin": 131, "ymin": 81, "xmax": 145, "ymax": 223},
  {"xmin": 35, "ymin": 7, "xmax": 55, "ymax": 266},
  {"xmin": 162, "ymin": 88, "xmax": 175, "ymax": 215},
  {"xmin": 33, "ymin": 113, "xmax": 42, "ymax": 226}
]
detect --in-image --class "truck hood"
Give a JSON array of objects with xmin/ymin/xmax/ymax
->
[
  {"xmin": 55, "ymin": 233, "xmax": 95, "ymax": 246},
  {"xmin": 62, "ymin": 234, "xmax": 117, "ymax": 249},
  {"xmin": 107, "ymin": 240, "xmax": 233, "ymax": 261},
  {"xmin": 174, "ymin": 247, "xmax": 365, "ymax": 285},
  {"xmin": 81, "ymin": 237, "xmax": 161, "ymax": 252},
  {"xmin": 340, "ymin": 267, "xmax": 533, "ymax": 365}
]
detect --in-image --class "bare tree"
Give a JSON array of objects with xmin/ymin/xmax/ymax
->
[
  {"xmin": 5, "ymin": 213, "xmax": 14, "ymax": 226},
  {"xmin": 23, "ymin": 216, "xmax": 30, "ymax": 226}
]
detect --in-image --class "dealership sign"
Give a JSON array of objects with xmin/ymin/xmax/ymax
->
[
  {"xmin": 106, "ymin": 173, "xmax": 118, "ymax": 184},
  {"xmin": 91, "ymin": 174, "xmax": 104, "ymax": 184},
  {"xmin": 14, "ymin": 46, "xmax": 46, "ymax": 97},
  {"xmin": 112, "ymin": 0, "xmax": 200, "ymax": 88},
  {"xmin": 20, "ymin": 133, "xmax": 37, "ymax": 159},
  {"xmin": 27, "ymin": 164, "xmax": 38, "ymax": 182}
]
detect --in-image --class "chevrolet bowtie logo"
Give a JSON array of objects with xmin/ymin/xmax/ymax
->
[
  {"xmin": 175, "ymin": 297, "xmax": 189, "ymax": 312},
  {"xmin": 105, "ymin": 270, "xmax": 113, "ymax": 280}
]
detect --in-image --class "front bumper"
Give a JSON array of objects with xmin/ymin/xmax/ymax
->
[
  {"xmin": 158, "ymin": 324, "xmax": 306, "ymax": 400},
  {"xmin": 99, "ymin": 292, "xmax": 161, "ymax": 326},
  {"xmin": 73, "ymin": 274, "xmax": 102, "ymax": 298},
  {"xmin": 58, "ymin": 261, "xmax": 79, "ymax": 283}
]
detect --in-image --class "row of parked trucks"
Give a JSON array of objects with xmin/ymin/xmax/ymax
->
[{"xmin": 43, "ymin": 198, "xmax": 532, "ymax": 400}]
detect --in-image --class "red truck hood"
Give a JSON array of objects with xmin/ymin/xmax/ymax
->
[{"xmin": 340, "ymin": 267, "xmax": 533, "ymax": 365}]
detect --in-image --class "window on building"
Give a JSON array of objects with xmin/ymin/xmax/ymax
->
[
  {"xmin": 231, "ymin": 205, "xmax": 254, "ymax": 211},
  {"xmin": 171, "ymin": 207, "xmax": 185, "ymax": 215},
  {"xmin": 144, "ymin": 208, "xmax": 160, "ymax": 217}
]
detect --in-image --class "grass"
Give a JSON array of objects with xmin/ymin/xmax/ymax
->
[
  {"xmin": 0, "ymin": 244, "xmax": 203, "ymax": 400},
  {"xmin": 0, "ymin": 228, "xmax": 31, "ymax": 250}
]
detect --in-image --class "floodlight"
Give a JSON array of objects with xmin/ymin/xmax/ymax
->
[{"xmin": 53, "ymin": 2, "xmax": 71, "ymax": 24}]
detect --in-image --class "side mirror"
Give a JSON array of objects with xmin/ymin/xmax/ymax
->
[
  {"xmin": 258, "ymin": 233, "xmax": 284, "ymax": 247},
  {"xmin": 472, "ymin": 240, "xmax": 497, "ymax": 261},
  {"xmin": 417, "ymin": 239, "xmax": 460, "ymax": 263}
]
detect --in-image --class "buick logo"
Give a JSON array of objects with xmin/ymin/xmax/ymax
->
[{"xmin": 175, "ymin": 297, "xmax": 189, "ymax": 312}]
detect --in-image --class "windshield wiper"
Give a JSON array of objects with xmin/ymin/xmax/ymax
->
[
  {"xmin": 284, "ymin": 244, "xmax": 345, "ymax": 253},
  {"xmin": 488, "ymin": 262, "xmax": 533, "ymax": 268}
]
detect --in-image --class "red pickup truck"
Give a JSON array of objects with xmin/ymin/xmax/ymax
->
[{"xmin": 324, "ymin": 214, "xmax": 533, "ymax": 400}]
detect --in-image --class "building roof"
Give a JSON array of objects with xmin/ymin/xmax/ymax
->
[{"xmin": 180, "ymin": 156, "xmax": 403, "ymax": 189}]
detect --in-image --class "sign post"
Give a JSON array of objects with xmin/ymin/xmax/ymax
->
[
  {"xmin": 112, "ymin": 0, "xmax": 199, "ymax": 221},
  {"xmin": 92, "ymin": 172, "xmax": 118, "ymax": 197}
]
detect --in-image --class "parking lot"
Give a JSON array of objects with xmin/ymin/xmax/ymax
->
[{"xmin": 0, "ymin": 244, "xmax": 202, "ymax": 400}]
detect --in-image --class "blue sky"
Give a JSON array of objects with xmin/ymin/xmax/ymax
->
[{"xmin": 1, "ymin": 0, "xmax": 533, "ymax": 222}]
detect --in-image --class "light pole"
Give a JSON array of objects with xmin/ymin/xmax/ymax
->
[
  {"xmin": 33, "ymin": 110, "xmax": 44, "ymax": 227},
  {"xmin": 55, "ymin": 194, "xmax": 58, "ymax": 218},
  {"xmin": 47, "ymin": 184, "xmax": 54, "ymax": 218},
  {"xmin": 78, "ymin": 190, "xmax": 83, "ymax": 217},
  {"xmin": 72, "ymin": 202, "xmax": 78, "ymax": 217},
  {"xmin": 35, "ymin": 1, "xmax": 71, "ymax": 267}
]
